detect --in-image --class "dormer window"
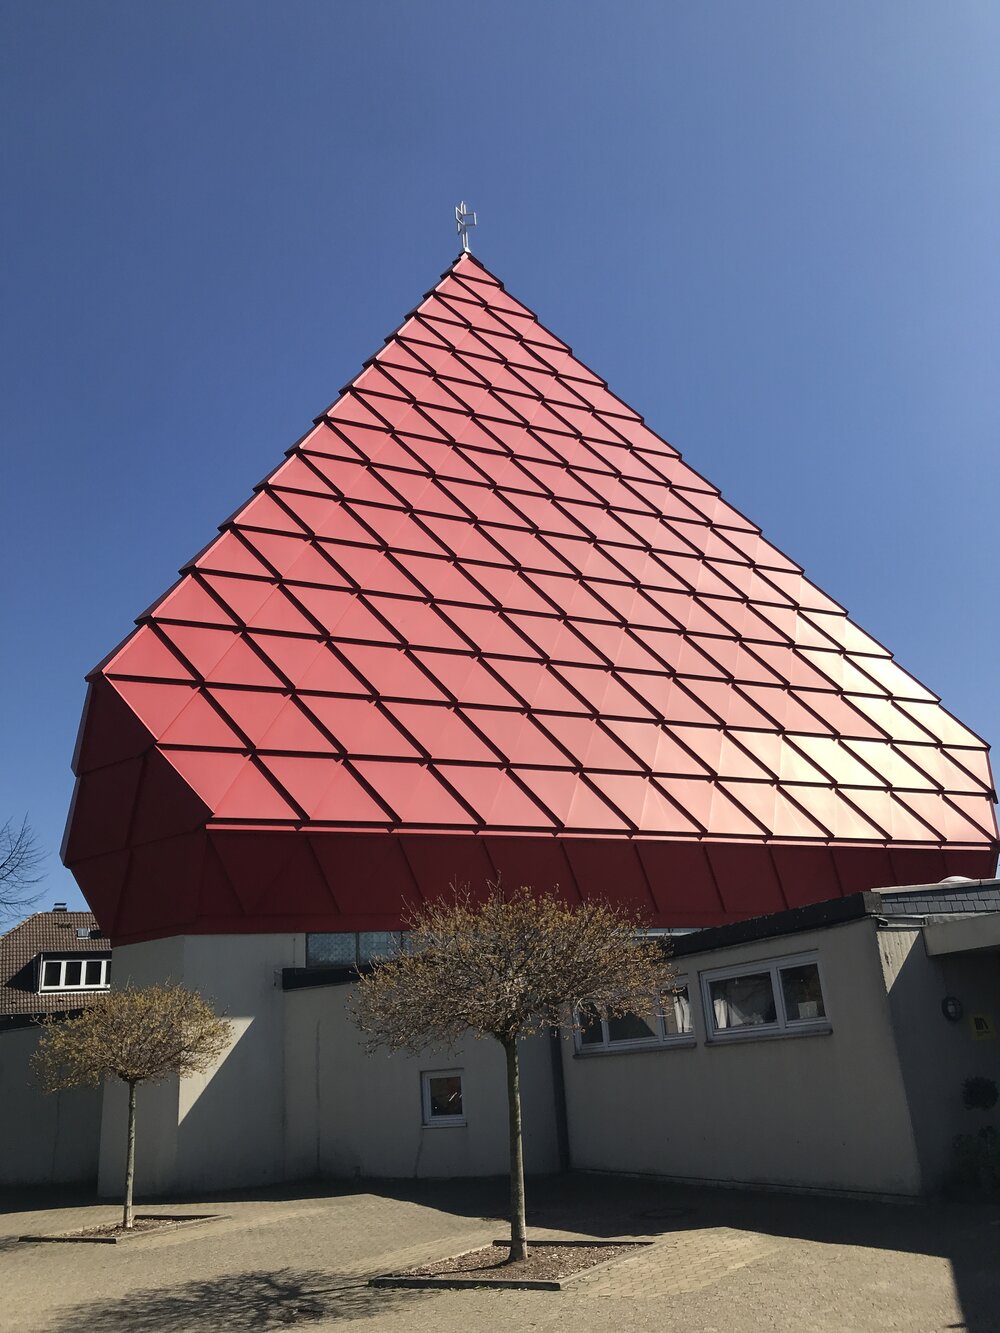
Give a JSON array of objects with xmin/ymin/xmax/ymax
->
[{"xmin": 39, "ymin": 957, "xmax": 110, "ymax": 992}]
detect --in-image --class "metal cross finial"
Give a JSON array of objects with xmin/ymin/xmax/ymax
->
[{"xmin": 455, "ymin": 201, "xmax": 477, "ymax": 254}]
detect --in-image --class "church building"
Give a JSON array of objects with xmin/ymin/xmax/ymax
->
[{"xmin": 60, "ymin": 248, "xmax": 998, "ymax": 1199}]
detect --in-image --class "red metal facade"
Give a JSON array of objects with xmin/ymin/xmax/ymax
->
[{"xmin": 65, "ymin": 254, "xmax": 998, "ymax": 943}]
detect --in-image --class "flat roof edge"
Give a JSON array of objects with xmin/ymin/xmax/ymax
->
[{"xmin": 669, "ymin": 894, "xmax": 878, "ymax": 958}]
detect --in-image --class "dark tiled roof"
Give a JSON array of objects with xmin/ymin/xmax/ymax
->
[{"xmin": 0, "ymin": 910, "xmax": 110, "ymax": 1017}]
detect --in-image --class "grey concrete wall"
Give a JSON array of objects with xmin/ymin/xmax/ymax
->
[
  {"xmin": 880, "ymin": 928, "xmax": 1000, "ymax": 1191},
  {"xmin": 174, "ymin": 933, "xmax": 304, "ymax": 1192},
  {"xmin": 561, "ymin": 918, "xmax": 924, "ymax": 1197},
  {"xmin": 98, "ymin": 933, "xmax": 559, "ymax": 1195},
  {"xmin": 99, "ymin": 933, "xmax": 306, "ymax": 1197},
  {"xmin": 101, "ymin": 916, "xmax": 978, "ymax": 1199},
  {"xmin": 0, "ymin": 1026, "xmax": 101, "ymax": 1186},
  {"xmin": 98, "ymin": 935, "xmax": 184, "ymax": 1197},
  {"xmin": 283, "ymin": 984, "xmax": 559, "ymax": 1180}
]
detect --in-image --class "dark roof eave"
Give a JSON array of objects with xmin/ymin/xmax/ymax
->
[{"xmin": 668, "ymin": 893, "xmax": 881, "ymax": 958}]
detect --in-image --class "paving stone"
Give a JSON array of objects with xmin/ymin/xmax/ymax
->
[{"xmin": 1, "ymin": 1175, "xmax": 998, "ymax": 1332}]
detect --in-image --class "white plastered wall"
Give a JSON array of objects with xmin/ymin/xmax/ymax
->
[
  {"xmin": 283, "ymin": 983, "xmax": 559, "ymax": 1180},
  {"xmin": 98, "ymin": 933, "xmax": 559, "ymax": 1196},
  {"xmin": 0, "ymin": 1026, "xmax": 102, "ymax": 1185},
  {"xmin": 561, "ymin": 917, "xmax": 924, "ymax": 1197},
  {"xmin": 99, "ymin": 932, "xmax": 305, "ymax": 1197}
]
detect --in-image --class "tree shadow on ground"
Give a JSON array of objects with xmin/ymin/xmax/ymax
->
[
  {"xmin": 364, "ymin": 1173, "xmax": 1000, "ymax": 1332},
  {"xmin": 44, "ymin": 1269, "xmax": 428, "ymax": 1332}
]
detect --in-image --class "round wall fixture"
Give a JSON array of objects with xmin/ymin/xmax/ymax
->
[{"xmin": 941, "ymin": 996, "xmax": 964, "ymax": 1022}]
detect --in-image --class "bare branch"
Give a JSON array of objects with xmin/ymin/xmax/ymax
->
[
  {"xmin": 32, "ymin": 984, "xmax": 231, "ymax": 1230},
  {"xmin": 0, "ymin": 816, "xmax": 45, "ymax": 918},
  {"xmin": 350, "ymin": 880, "xmax": 672, "ymax": 1261},
  {"xmin": 351, "ymin": 882, "xmax": 673, "ymax": 1052},
  {"xmin": 32, "ymin": 984, "xmax": 232, "ymax": 1092}
]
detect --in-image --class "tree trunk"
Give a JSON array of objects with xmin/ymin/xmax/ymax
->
[
  {"xmin": 123, "ymin": 1080, "xmax": 137, "ymax": 1230},
  {"xmin": 503, "ymin": 1037, "xmax": 527, "ymax": 1262}
]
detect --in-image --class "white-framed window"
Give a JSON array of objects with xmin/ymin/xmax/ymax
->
[
  {"xmin": 701, "ymin": 952, "xmax": 828, "ymax": 1042},
  {"xmin": 421, "ymin": 1069, "xmax": 465, "ymax": 1126},
  {"xmin": 39, "ymin": 956, "xmax": 111, "ymax": 992},
  {"xmin": 575, "ymin": 982, "xmax": 694, "ymax": 1054}
]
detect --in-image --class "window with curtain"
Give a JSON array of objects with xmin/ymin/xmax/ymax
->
[
  {"xmin": 575, "ymin": 983, "xmax": 694, "ymax": 1054},
  {"xmin": 701, "ymin": 954, "xmax": 828, "ymax": 1041}
]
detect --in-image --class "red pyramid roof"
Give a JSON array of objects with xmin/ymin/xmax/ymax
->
[{"xmin": 65, "ymin": 254, "xmax": 998, "ymax": 942}]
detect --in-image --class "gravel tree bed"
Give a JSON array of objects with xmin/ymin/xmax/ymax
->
[
  {"xmin": 20, "ymin": 1214, "xmax": 219, "ymax": 1244},
  {"xmin": 399, "ymin": 1240, "xmax": 637, "ymax": 1282},
  {"xmin": 75, "ymin": 1218, "xmax": 191, "ymax": 1238}
]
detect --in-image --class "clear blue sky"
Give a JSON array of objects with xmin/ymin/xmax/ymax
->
[{"xmin": 2, "ymin": 2, "xmax": 997, "ymax": 913}]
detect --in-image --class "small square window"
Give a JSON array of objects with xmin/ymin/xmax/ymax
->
[
  {"xmin": 421, "ymin": 1070, "xmax": 465, "ymax": 1125},
  {"xmin": 41, "ymin": 960, "xmax": 62, "ymax": 989},
  {"xmin": 63, "ymin": 960, "xmax": 83, "ymax": 988},
  {"xmin": 84, "ymin": 959, "xmax": 105, "ymax": 987}
]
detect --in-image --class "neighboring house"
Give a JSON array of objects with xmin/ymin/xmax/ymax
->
[
  {"xmin": 0, "ymin": 906, "xmax": 111, "ymax": 1029},
  {"xmin": 0, "ymin": 906, "xmax": 109, "ymax": 1185}
]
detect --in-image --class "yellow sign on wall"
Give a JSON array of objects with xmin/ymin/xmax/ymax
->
[{"xmin": 969, "ymin": 1013, "xmax": 996, "ymax": 1041}]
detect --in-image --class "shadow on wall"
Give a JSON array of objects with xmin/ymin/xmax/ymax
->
[
  {"xmin": 170, "ymin": 1020, "xmax": 262, "ymax": 1192},
  {"xmin": 44, "ymin": 1269, "xmax": 430, "ymax": 1332},
  {"xmin": 99, "ymin": 1021, "xmax": 254, "ymax": 1199},
  {"xmin": 0, "ymin": 1027, "xmax": 102, "ymax": 1187},
  {"xmin": 884, "ymin": 934, "xmax": 1000, "ymax": 1193}
]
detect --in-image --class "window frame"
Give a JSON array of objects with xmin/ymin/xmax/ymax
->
[
  {"xmin": 38, "ymin": 955, "xmax": 111, "ymax": 993},
  {"xmin": 420, "ymin": 1069, "xmax": 466, "ymax": 1127},
  {"xmin": 573, "ymin": 979, "xmax": 695, "ymax": 1056},
  {"xmin": 700, "ymin": 950, "xmax": 830, "ymax": 1043}
]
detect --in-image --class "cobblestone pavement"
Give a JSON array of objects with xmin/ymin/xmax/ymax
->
[{"xmin": 2, "ymin": 1174, "xmax": 999, "ymax": 1332}]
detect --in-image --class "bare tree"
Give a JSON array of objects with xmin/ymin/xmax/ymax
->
[
  {"xmin": 352, "ymin": 883, "xmax": 671, "ymax": 1263},
  {"xmin": 0, "ymin": 816, "xmax": 45, "ymax": 918},
  {"xmin": 32, "ymin": 985, "xmax": 231, "ymax": 1229}
]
